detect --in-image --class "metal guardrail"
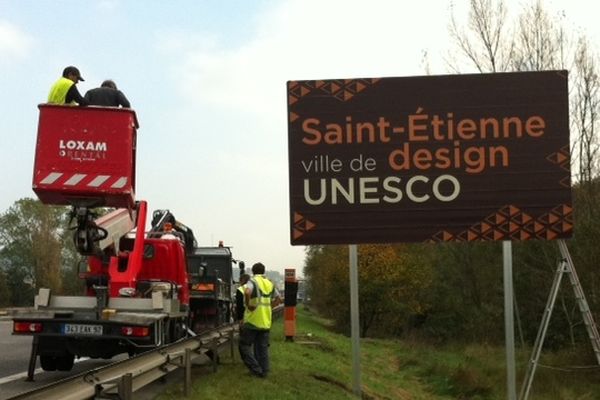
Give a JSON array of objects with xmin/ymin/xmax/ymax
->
[
  {"xmin": 6, "ymin": 324, "xmax": 237, "ymax": 400},
  {"xmin": 7, "ymin": 305, "xmax": 285, "ymax": 400},
  {"xmin": 272, "ymin": 304, "xmax": 284, "ymax": 318}
]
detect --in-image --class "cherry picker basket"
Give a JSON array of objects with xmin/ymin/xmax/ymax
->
[{"xmin": 32, "ymin": 104, "xmax": 139, "ymax": 209}]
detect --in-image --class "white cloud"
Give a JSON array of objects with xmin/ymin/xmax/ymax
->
[
  {"xmin": 153, "ymin": 0, "xmax": 456, "ymax": 272},
  {"xmin": 0, "ymin": 20, "xmax": 33, "ymax": 60},
  {"xmin": 174, "ymin": 0, "xmax": 452, "ymax": 119}
]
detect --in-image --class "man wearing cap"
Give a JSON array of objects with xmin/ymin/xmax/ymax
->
[{"xmin": 47, "ymin": 66, "xmax": 88, "ymax": 105}]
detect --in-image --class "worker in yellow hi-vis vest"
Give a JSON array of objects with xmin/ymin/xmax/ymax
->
[
  {"xmin": 47, "ymin": 66, "xmax": 88, "ymax": 105},
  {"xmin": 239, "ymin": 262, "xmax": 281, "ymax": 378}
]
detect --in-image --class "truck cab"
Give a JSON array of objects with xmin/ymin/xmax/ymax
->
[{"xmin": 187, "ymin": 245, "xmax": 236, "ymax": 331}]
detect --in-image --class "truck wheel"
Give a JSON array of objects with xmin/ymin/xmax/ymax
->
[
  {"xmin": 161, "ymin": 319, "xmax": 171, "ymax": 345},
  {"xmin": 56, "ymin": 354, "xmax": 75, "ymax": 371},
  {"xmin": 169, "ymin": 319, "xmax": 186, "ymax": 342},
  {"xmin": 40, "ymin": 355, "xmax": 57, "ymax": 371}
]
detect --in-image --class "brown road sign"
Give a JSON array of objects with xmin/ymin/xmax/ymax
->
[{"xmin": 287, "ymin": 71, "xmax": 572, "ymax": 245}]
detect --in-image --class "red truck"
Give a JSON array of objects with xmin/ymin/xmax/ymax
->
[{"xmin": 13, "ymin": 105, "xmax": 241, "ymax": 375}]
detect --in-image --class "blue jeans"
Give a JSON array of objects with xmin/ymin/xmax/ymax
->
[{"xmin": 239, "ymin": 325, "xmax": 270, "ymax": 376}]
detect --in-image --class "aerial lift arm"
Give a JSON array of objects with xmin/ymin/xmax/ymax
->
[{"xmin": 71, "ymin": 206, "xmax": 136, "ymax": 256}]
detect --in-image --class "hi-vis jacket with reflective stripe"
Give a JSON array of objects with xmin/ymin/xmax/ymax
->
[
  {"xmin": 245, "ymin": 275, "xmax": 274, "ymax": 330},
  {"xmin": 47, "ymin": 77, "xmax": 75, "ymax": 105}
]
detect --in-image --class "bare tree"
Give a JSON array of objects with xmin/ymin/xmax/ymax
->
[
  {"xmin": 448, "ymin": 0, "xmax": 514, "ymax": 73},
  {"xmin": 420, "ymin": 50, "xmax": 432, "ymax": 75},
  {"xmin": 572, "ymin": 37, "xmax": 600, "ymax": 187},
  {"xmin": 512, "ymin": 0, "xmax": 570, "ymax": 71},
  {"xmin": 448, "ymin": 0, "xmax": 572, "ymax": 73},
  {"xmin": 570, "ymin": 37, "xmax": 600, "ymax": 307}
]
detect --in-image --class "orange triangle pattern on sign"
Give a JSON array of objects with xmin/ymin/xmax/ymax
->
[
  {"xmin": 546, "ymin": 145, "xmax": 571, "ymax": 188},
  {"xmin": 546, "ymin": 144, "xmax": 571, "ymax": 172},
  {"xmin": 288, "ymin": 78, "xmax": 381, "ymax": 105},
  {"xmin": 292, "ymin": 212, "xmax": 317, "ymax": 240},
  {"xmin": 429, "ymin": 204, "xmax": 573, "ymax": 242}
]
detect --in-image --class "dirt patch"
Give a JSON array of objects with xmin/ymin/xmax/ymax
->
[
  {"xmin": 294, "ymin": 334, "xmax": 335, "ymax": 353},
  {"xmin": 311, "ymin": 374, "xmax": 382, "ymax": 400}
]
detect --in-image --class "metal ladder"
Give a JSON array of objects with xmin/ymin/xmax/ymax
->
[
  {"xmin": 519, "ymin": 239, "xmax": 600, "ymax": 400},
  {"xmin": 558, "ymin": 240, "xmax": 600, "ymax": 363}
]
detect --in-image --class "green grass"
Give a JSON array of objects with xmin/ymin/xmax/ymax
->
[{"xmin": 156, "ymin": 307, "xmax": 600, "ymax": 400}]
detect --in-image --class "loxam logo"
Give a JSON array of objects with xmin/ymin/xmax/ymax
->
[
  {"xmin": 59, "ymin": 140, "xmax": 107, "ymax": 152},
  {"xmin": 58, "ymin": 139, "xmax": 107, "ymax": 161}
]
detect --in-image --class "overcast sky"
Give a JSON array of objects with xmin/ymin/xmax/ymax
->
[{"xmin": 0, "ymin": 0, "xmax": 598, "ymax": 275}]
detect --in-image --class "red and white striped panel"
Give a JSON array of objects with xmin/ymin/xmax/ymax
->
[{"xmin": 38, "ymin": 172, "xmax": 128, "ymax": 190}]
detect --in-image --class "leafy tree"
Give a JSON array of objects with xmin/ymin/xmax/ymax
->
[
  {"xmin": 0, "ymin": 198, "xmax": 73, "ymax": 304},
  {"xmin": 61, "ymin": 245, "xmax": 86, "ymax": 296},
  {"xmin": 304, "ymin": 244, "xmax": 435, "ymax": 337},
  {"xmin": 0, "ymin": 270, "xmax": 11, "ymax": 307},
  {"xmin": 303, "ymin": 245, "xmax": 347, "ymax": 322}
]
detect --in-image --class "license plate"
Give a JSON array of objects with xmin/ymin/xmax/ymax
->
[{"xmin": 63, "ymin": 323, "xmax": 103, "ymax": 335}]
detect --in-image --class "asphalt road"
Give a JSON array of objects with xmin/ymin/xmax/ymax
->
[
  {"xmin": 0, "ymin": 319, "xmax": 181, "ymax": 400},
  {"xmin": 0, "ymin": 320, "xmax": 121, "ymax": 399},
  {"xmin": 0, "ymin": 320, "xmax": 32, "ymax": 379}
]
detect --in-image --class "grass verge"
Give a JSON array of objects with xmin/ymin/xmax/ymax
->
[{"xmin": 156, "ymin": 306, "xmax": 600, "ymax": 399}]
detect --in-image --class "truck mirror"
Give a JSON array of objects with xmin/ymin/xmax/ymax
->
[
  {"xmin": 143, "ymin": 244, "xmax": 155, "ymax": 259},
  {"xmin": 239, "ymin": 261, "xmax": 245, "ymax": 271},
  {"xmin": 77, "ymin": 258, "xmax": 89, "ymax": 275},
  {"xmin": 198, "ymin": 262, "xmax": 207, "ymax": 278}
]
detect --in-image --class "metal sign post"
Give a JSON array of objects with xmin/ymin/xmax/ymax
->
[
  {"xmin": 349, "ymin": 244, "xmax": 361, "ymax": 396},
  {"xmin": 503, "ymin": 241, "xmax": 517, "ymax": 400}
]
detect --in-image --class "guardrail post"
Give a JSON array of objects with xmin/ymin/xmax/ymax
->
[
  {"xmin": 118, "ymin": 373, "xmax": 133, "ymax": 400},
  {"xmin": 26, "ymin": 336, "xmax": 39, "ymax": 381},
  {"xmin": 184, "ymin": 348, "xmax": 192, "ymax": 397},
  {"xmin": 211, "ymin": 338, "xmax": 218, "ymax": 373},
  {"xmin": 229, "ymin": 329, "xmax": 235, "ymax": 360}
]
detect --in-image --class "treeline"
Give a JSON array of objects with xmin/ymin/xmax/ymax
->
[
  {"xmin": 305, "ymin": 0, "xmax": 600, "ymax": 347},
  {"xmin": 0, "ymin": 198, "xmax": 283, "ymax": 308},
  {"xmin": 0, "ymin": 199, "xmax": 84, "ymax": 306},
  {"xmin": 304, "ymin": 181, "xmax": 600, "ymax": 346}
]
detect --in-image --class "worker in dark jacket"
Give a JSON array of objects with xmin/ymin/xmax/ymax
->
[
  {"xmin": 47, "ymin": 66, "xmax": 88, "ymax": 105},
  {"xmin": 84, "ymin": 80, "xmax": 131, "ymax": 108},
  {"xmin": 235, "ymin": 274, "xmax": 251, "ymax": 323}
]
